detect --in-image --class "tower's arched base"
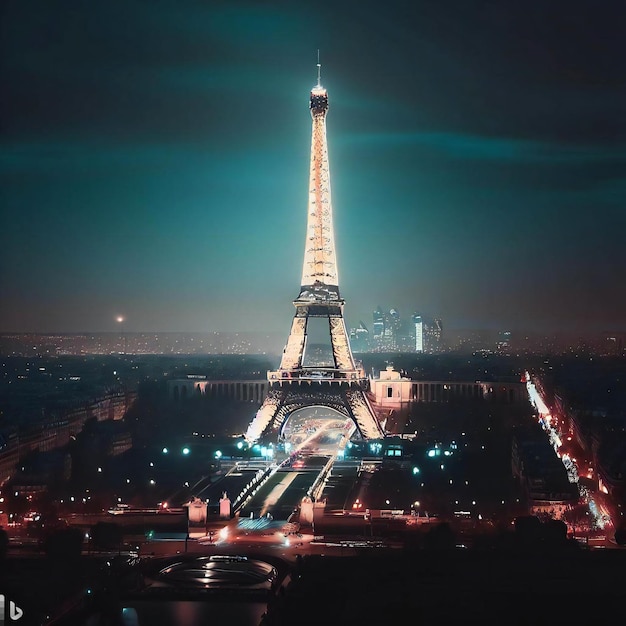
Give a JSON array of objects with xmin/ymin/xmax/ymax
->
[{"xmin": 245, "ymin": 381, "xmax": 385, "ymax": 443}]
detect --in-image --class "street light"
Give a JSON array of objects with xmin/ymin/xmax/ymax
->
[{"xmin": 116, "ymin": 315, "xmax": 126, "ymax": 354}]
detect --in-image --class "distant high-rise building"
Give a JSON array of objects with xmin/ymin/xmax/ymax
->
[
  {"xmin": 373, "ymin": 307, "xmax": 403, "ymax": 352},
  {"xmin": 424, "ymin": 317, "xmax": 443, "ymax": 353},
  {"xmin": 389, "ymin": 309, "xmax": 403, "ymax": 349},
  {"xmin": 411, "ymin": 314, "xmax": 443, "ymax": 353},
  {"xmin": 389, "ymin": 309, "xmax": 401, "ymax": 333},
  {"xmin": 413, "ymin": 314, "xmax": 424, "ymax": 353},
  {"xmin": 433, "ymin": 318, "xmax": 442, "ymax": 345},
  {"xmin": 349, "ymin": 322, "xmax": 370, "ymax": 353},
  {"xmin": 368, "ymin": 307, "xmax": 443, "ymax": 353},
  {"xmin": 372, "ymin": 308, "xmax": 384, "ymax": 342}
]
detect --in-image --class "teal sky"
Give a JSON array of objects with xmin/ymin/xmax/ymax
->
[{"xmin": 1, "ymin": 1, "xmax": 624, "ymax": 335}]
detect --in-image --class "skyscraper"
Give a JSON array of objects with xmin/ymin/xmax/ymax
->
[
  {"xmin": 413, "ymin": 314, "xmax": 424, "ymax": 353},
  {"xmin": 372, "ymin": 307, "xmax": 384, "ymax": 343},
  {"xmin": 349, "ymin": 321, "xmax": 370, "ymax": 353}
]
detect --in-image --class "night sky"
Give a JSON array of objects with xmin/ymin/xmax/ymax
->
[{"xmin": 2, "ymin": 1, "xmax": 624, "ymax": 335}]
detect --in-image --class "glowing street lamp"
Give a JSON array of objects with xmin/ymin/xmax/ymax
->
[{"xmin": 116, "ymin": 315, "xmax": 126, "ymax": 353}]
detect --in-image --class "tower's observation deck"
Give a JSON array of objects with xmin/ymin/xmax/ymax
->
[{"xmin": 310, "ymin": 86, "xmax": 329, "ymax": 115}]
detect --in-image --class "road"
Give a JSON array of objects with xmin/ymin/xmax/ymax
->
[
  {"xmin": 238, "ymin": 466, "xmax": 321, "ymax": 520},
  {"xmin": 234, "ymin": 417, "xmax": 355, "ymax": 521},
  {"xmin": 526, "ymin": 371, "xmax": 618, "ymax": 543}
]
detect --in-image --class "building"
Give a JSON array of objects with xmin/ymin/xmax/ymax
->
[
  {"xmin": 349, "ymin": 322, "xmax": 370, "ymax": 353},
  {"xmin": 370, "ymin": 309, "xmax": 442, "ymax": 353},
  {"xmin": 369, "ymin": 366, "xmax": 527, "ymax": 407},
  {"xmin": 372, "ymin": 308, "xmax": 384, "ymax": 343},
  {"xmin": 413, "ymin": 314, "xmax": 424, "ymax": 353},
  {"xmin": 512, "ymin": 424, "xmax": 579, "ymax": 518}
]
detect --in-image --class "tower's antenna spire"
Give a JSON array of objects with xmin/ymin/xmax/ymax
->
[{"xmin": 316, "ymin": 49, "xmax": 321, "ymax": 87}]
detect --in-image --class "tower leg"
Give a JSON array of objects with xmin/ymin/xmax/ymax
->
[{"xmin": 245, "ymin": 382, "xmax": 384, "ymax": 443}]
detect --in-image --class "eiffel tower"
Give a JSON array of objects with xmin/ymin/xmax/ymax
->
[{"xmin": 245, "ymin": 65, "xmax": 385, "ymax": 443}]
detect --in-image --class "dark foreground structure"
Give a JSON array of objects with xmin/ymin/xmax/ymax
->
[
  {"xmin": 266, "ymin": 547, "xmax": 625, "ymax": 625},
  {"xmin": 2, "ymin": 537, "xmax": 625, "ymax": 625}
]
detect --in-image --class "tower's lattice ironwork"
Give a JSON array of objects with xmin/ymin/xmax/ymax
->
[{"xmin": 245, "ymin": 69, "xmax": 384, "ymax": 443}]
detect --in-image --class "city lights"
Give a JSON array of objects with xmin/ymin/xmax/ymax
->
[{"xmin": 0, "ymin": 29, "xmax": 621, "ymax": 623}]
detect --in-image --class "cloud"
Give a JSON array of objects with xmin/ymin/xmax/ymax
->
[
  {"xmin": 341, "ymin": 131, "xmax": 626, "ymax": 165},
  {"xmin": 0, "ymin": 138, "xmax": 296, "ymax": 179}
]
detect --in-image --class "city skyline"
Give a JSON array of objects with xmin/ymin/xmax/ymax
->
[{"xmin": 2, "ymin": 2, "xmax": 624, "ymax": 335}]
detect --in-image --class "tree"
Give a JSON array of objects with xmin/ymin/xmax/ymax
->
[
  {"xmin": 423, "ymin": 522, "xmax": 455, "ymax": 550},
  {"xmin": 43, "ymin": 527, "xmax": 84, "ymax": 562},
  {"xmin": 0, "ymin": 527, "xmax": 8, "ymax": 561},
  {"xmin": 90, "ymin": 522, "xmax": 123, "ymax": 551},
  {"xmin": 514, "ymin": 515, "xmax": 542, "ymax": 544},
  {"xmin": 614, "ymin": 526, "xmax": 626, "ymax": 546}
]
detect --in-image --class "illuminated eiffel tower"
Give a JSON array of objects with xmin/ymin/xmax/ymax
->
[{"xmin": 245, "ymin": 64, "xmax": 385, "ymax": 443}]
